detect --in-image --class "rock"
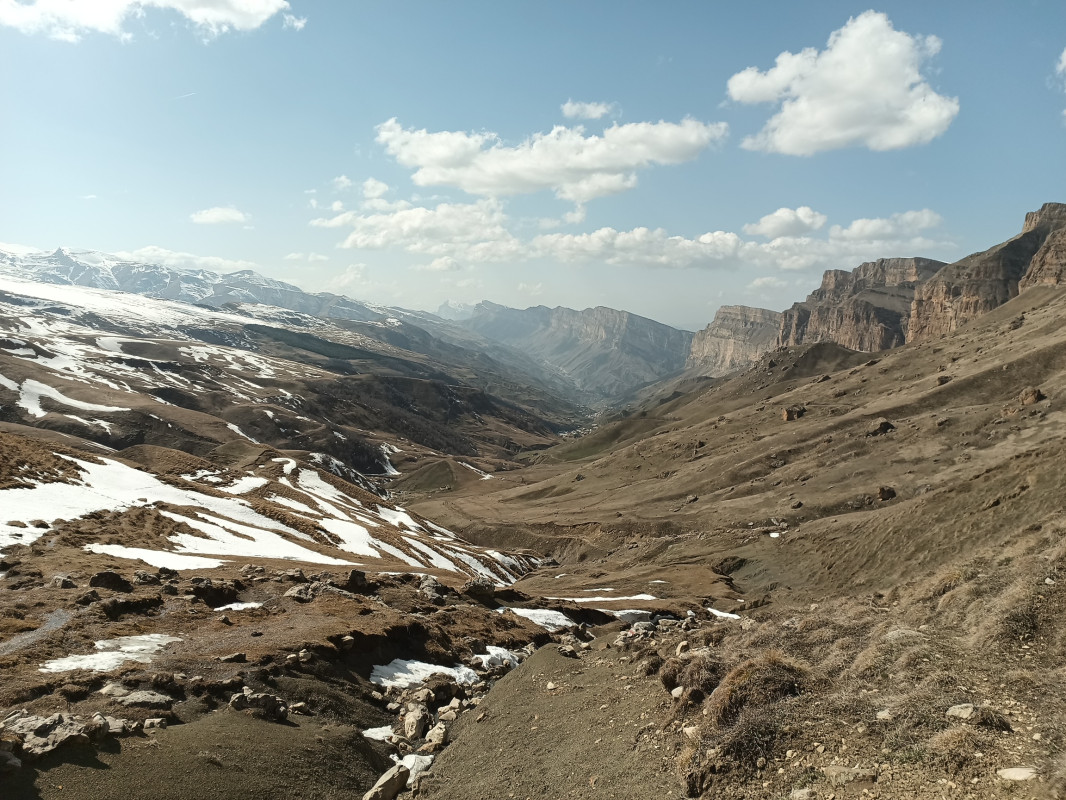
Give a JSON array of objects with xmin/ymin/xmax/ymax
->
[
  {"xmin": 687, "ymin": 306, "xmax": 782, "ymax": 376},
  {"xmin": 670, "ymin": 686, "xmax": 685, "ymax": 699},
  {"xmin": 438, "ymin": 710, "xmax": 457, "ymax": 722},
  {"xmin": 1019, "ymin": 386, "xmax": 1046, "ymax": 406},
  {"xmin": 997, "ymin": 767, "xmax": 1038, "ymax": 781},
  {"xmin": 782, "ymin": 404, "xmax": 806, "ymax": 421},
  {"xmin": 98, "ymin": 682, "xmax": 130, "ymax": 698},
  {"xmin": 0, "ymin": 712, "xmax": 106, "ymax": 758},
  {"xmin": 823, "ymin": 765, "xmax": 878, "ymax": 787},
  {"xmin": 875, "ymin": 709, "xmax": 892, "ymax": 721},
  {"xmin": 89, "ymin": 571, "xmax": 133, "ymax": 593},
  {"xmin": 675, "ymin": 641, "xmax": 690, "ymax": 657},
  {"xmin": 218, "ymin": 652, "xmax": 247, "ymax": 663},
  {"xmin": 50, "ymin": 575, "xmax": 76, "ymax": 589},
  {"xmin": 459, "ymin": 576, "xmax": 496, "ymax": 604},
  {"xmin": 790, "ymin": 500, "xmax": 803, "ymax": 509},
  {"xmin": 362, "ymin": 764, "xmax": 410, "ymax": 800},
  {"xmin": 133, "ymin": 571, "xmax": 161, "ymax": 586},
  {"xmin": 229, "ymin": 689, "xmax": 288, "ymax": 721},
  {"xmin": 284, "ymin": 584, "xmax": 315, "ymax": 602},
  {"xmin": 946, "ymin": 703, "xmax": 975, "ymax": 720},
  {"xmin": 143, "ymin": 718, "xmax": 167, "ymax": 729},
  {"xmin": 289, "ymin": 702, "xmax": 310, "ymax": 715},
  {"xmin": 418, "ymin": 575, "xmax": 447, "ymax": 605},
  {"xmin": 404, "ymin": 707, "xmax": 429, "ymax": 740},
  {"xmin": 545, "ymin": 682, "xmax": 556, "ymax": 691},
  {"xmin": 74, "ymin": 589, "xmax": 100, "ymax": 606},
  {"xmin": 339, "ymin": 569, "xmax": 370, "ymax": 593},
  {"xmin": 424, "ymin": 721, "xmax": 447, "ymax": 747},
  {"xmin": 117, "ymin": 691, "xmax": 173, "ymax": 709},
  {"xmin": 789, "ymin": 790, "xmax": 815, "ymax": 800},
  {"xmin": 866, "ymin": 418, "xmax": 895, "ymax": 437},
  {"xmin": 92, "ymin": 713, "xmax": 137, "ymax": 736},
  {"xmin": 877, "ymin": 486, "xmax": 897, "ymax": 501},
  {"xmin": 557, "ymin": 645, "xmax": 578, "ymax": 659}
]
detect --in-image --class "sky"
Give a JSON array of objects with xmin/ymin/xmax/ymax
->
[{"xmin": 1, "ymin": 1, "xmax": 1064, "ymax": 331}]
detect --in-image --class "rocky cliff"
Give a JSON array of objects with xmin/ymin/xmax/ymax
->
[
  {"xmin": 461, "ymin": 302, "xmax": 693, "ymax": 400},
  {"xmin": 908, "ymin": 203, "xmax": 1066, "ymax": 341},
  {"xmin": 686, "ymin": 305, "xmax": 781, "ymax": 375},
  {"xmin": 779, "ymin": 257, "xmax": 944, "ymax": 351}
]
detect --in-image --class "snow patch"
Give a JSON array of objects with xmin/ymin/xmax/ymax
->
[
  {"xmin": 370, "ymin": 658, "xmax": 478, "ymax": 689},
  {"xmin": 39, "ymin": 634, "xmax": 181, "ymax": 673}
]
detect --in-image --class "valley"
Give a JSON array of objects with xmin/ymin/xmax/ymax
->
[{"xmin": 1, "ymin": 203, "xmax": 1065, "ymax": 800}]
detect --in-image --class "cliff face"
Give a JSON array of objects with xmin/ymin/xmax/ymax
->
[
  {"xmin": 686, "ymin": 305, "xmax": 782, "ymax": 375},
  {"xmin": 779, "ymin": 258, "xmax": 944, "ymax": 351},
  {"xmin": 461, "ymin": 302, "xmax": 693, "ymax": 400},
  {"xmin": 908, "ymin": 203, "xmax": 1066, "ymax": 341}
]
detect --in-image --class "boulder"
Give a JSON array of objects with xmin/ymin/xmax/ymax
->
[
  {"xmin": 50, "ymin": 575, "xmax": 76, "ymax": 589},
  {"xmin": 117, "ymin": 691, "xmax": 173, "ymax": 710},
  {"xmin": 460, "ymin": 576, "xmax": 496, "ymax": 604},
  {"xmin": 89, "ymin": 571, "xmax": 132, "ymax": 593},
  {"xmin": 362, "ymin": 764, "xmax": 410, "ymax": 800},
  {"xmin": 229, "ymin": 689, "xmax": 288, "ymax": 721}
]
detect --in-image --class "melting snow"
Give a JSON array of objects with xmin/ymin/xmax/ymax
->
[
  {"xmin": 706, "ymin": 607, "xmax": 741, "ymax": 620},
  {"xmin": 84, "ymin": 544, "xmax": 228, "ymax": 570},
  {"xmin": 499, "ymin": 607, "xmax": 574, "ymax": 632},
  {"xmin": 214, "ymin": 602, "xmax": 263, "ymax": 611},
  {"xmin": 220, "ymin": 476, "xmax": 269, "ymax": 495},
  {"xmin": 546, "ymin": 594, "xmax": 657, "ymax": 604},
  {"xmin": 370, "ymin": 658, "xmax": 478, "ymax": 689},
  {"xmin": 362, "ymin": 725, "xmax": 394, "ymax": 741},
  {"xmin": 39, "ymin": 634, "xmax": 181, "ymax": 673}
]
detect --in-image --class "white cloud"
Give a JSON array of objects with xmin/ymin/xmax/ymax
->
[
  {"xmin": 0, "ymin": 0, "xmax": 291, "ymax": 41},
  {"xmin": 284, "ymin": 252, "xmax": 329, "ymax": 262},
  {"xmin": 283, "ymin": 252, "xmax": 304, "ymax": 261},
  {"xmin": 115, "ymin": 246, "xmax": 261, "ymax": 273},
  {"xmin": 190, "ymin": 205, "xmax": 249, "ymax": 224},
  {"xmin": 330, "ymin": 200, "xmax": 344, "ymax": 212},
  {"xmin": 332, "ymin": 174, "xmax": 354, "ymax": 191},
  {"xmin": 1058, "ymin": 47, "xmax": 1066, "ymax": 78},
  {"xmin": 417, "ymin": 257, "xmax": 462, "ymax": 272},
  {"xmin": 747, "ymin": 276, "xmax": 789, "ymax": 290},
  {"xmin": 561, "ymin": 99, "xmax": 614, "ymax": 120},
  {"xmin": 829, "ymin": 209, "xmax": 942, "ymax": 241},
  {"xmin": 743, "ymin": 206, "xmax": 827, "ymax": 238},
  {"xmin": 517, "ymin": 282, "xmax": 543, "ymax": 296},
  {"xmin": 375, "ymin": 116, "xmax": 728, "ymax": 205},
  {"xmin": 312, "ymin": 198, "xmax": 522, "ymax": 262},
  {"xmin": 727, "ymin": 11, "xmax": 958, "ymax": 155},
  {"xmin": 282, "ymin": 12, "xmax": 305, "ymax": 30},
  {"xmin": 80, "ymin": 193, "xmax": 98, "ymax": 200},
  {"xmin": 327, "ymin": 263, "xmax": 367, "ymax": 291},
  {"xmin": 362, "ymin": 178, "xmax": 389, "ymax": 199}
]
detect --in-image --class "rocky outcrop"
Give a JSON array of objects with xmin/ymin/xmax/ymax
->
[
  {"xmin": 909, "ymin": 203, "xmax": 1066, "ymax": 341},
  {"xmin": 460, "ymin": 302, "xmax": 694, "ymax": 400},
  {"xmin": 686, "ymin": 306, "xmax": 781, "ymax": 375},
  {"xmin": 779, "ymin": 258, "xmax": 944, "ymax": 351}
]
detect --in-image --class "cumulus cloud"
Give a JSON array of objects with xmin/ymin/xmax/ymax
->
[
  {"xmin": 315, "ymin": 191, "xmax": 952, "ymax": 276},
  {"xmin": 330, "ymin": 200, "xmax": 344, "ymax": 212},
  {"xmin": 1058, "ymin": 47, "xmax": 1066, "ymax": 78},
  {"xmin": 0, "ymin": 0, "xmax": 292, "ymax": 41},
  {"xmin": 190, "ymin": 205, "xmax": 249, "ymax": 224},
  {"xmin": 362, "ymin": 178, "xmax": 389, "ymax": 199},
  {"xmin": 115, "ymin": 246, "xmax": 261, "ymax": 273},
  {"xmin": 727, "ymin": 11, "xmax": 958, "ymax": 155},
  {"xmin": 374, "ymin": 116, "xmax": 727, "ymax": 205},
  {"xmin": 284, "ymin": 252, "xmax": 328, "ymax": 262},
  {"xmin": 312, "ymin": 198, "xmax": 522, "ymax": 263},
  {"xmin": 332, "ymin": 174, "xmax": 353, "ymax": 191},
  {"xmin": 743, "ymin": 206, "xmax": 827, "ymax": 238},
  {"xmin": 561, "ymin": 99, "xmax": 614, "ymax": 120},
  {"xmin": 518, "ymin": 282, "xmax": 543, "ymax": 296}
]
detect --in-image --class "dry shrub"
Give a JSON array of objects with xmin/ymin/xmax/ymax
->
[
  {"xmin": 882, "ymin": 687, "xmax": 955, "ymax": 750},
  {"xmin": 713, "ymin": 703, "xmax": 786, "ymax": 762},
  {"xmin": 638, "ymin": 653, "xmax": 664, "ymax": 677},
  {"xmin": 973, "ymin": 707, "xmax": 1013, "ymax": 732},
  {"xmin": 663, "ymin": 650, "xmax": 727, "ymax": 705},
  {"xmin": 705, "ymin": 650, "xmax": 807, "ymax": 727},
  {"xmin": 660, "ymin": 657, "xmax": 683, "ymax": 691},
  {"xmin": 930, "ymin": 569, "xmax": 965, "ymax": 599},
  {"xmin": 927, "ymin": 726, "xmax": 980, "ymax": 772},
  {"xmin": 1045, "ymin": 751, "xmax": 1066, "ymax": 800}
]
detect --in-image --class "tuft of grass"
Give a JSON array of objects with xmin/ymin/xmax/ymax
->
[
  {"xmin": 926, "ymin": 726, "xmax": 980, "ymax": 773},
  {"xmin": 705, "ymin": 650, "xmax": 807, "ymax": 727}
]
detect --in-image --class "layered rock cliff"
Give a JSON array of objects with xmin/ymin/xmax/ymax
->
[
  {"xmin": 460, "ymin": 302, "xmax": 693, "ymax": 400},
  {"xmin": 908, "ymin": 203, "xmax": 1066, "ymax": 341},
  {"xmin": 779, "ymin": 258, "xmax": 944, "ymax": 351},
  {"xmin": 686, "ymin": 305, "xmax": 782, "ymax": 375}
]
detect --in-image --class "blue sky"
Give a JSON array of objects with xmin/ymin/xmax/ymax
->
[{"xmin": 1, "ymin": 1, "xmax": 1063, "ymax": 330}]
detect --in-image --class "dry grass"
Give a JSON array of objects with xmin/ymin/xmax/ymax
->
[
  {"xmin": 926, "ymin": 726, "xmax": 980, "ymax": 772},
  {"xmin": 704, "ymin": 650, "xmax": 807, "ymax": 727}
]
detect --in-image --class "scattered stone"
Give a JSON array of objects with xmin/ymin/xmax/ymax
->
[
  {"xmin": 823, "ymin": 765, "xmax": 878, "ymax": 787},
  {"xmin": 459, "ymin": 576, "xmax": 496, "ymax": 605},
  {"xmin": 557, "ymin": 645, "xmax": 578, "ymax": 659},
  {"xmin": 50, "ymin": 575, "xmax": 76, "ymax": 589},
  {"xmin": 877, "ymin": 486, "xmax": 897, "ymax": 501},
  {"xmin": 133, "ymin": 571, "xmax": 161, "ymax": 586},
  {"xmin": 289, "ymin": 702, "xmax": 310, "ymax": 715},
  {"xmin": 946, "ymin": 704, "xmax": 975, "ymax": 720},
  {"xmin": 997, "ymin": 767, "xmax": 1037, "ymax": 781},
  {"xmin": 1019, "ymin": 387, "xmax": 1046, "ymax": 406},
  {"xmin": 144, "ymin": 718, "xmax": 167, "ymax": 729},
  {"xmin": 866, "ymin": 418, "xmax": 896, "ymax": 437},
  {"xmin": 675, "ymin": 641, "xmax": 690, "ymax": 657},
  {"xmin": 545, "ymin": 682, "xmax": 556, "ymax": 691},
  {"xmin": 229, "ymin": 688, "xmax": 288, "ymax": 721},
  {"xmin": 670, "ymin": 686, "xmax": 684, "ymax": 699},
  {"xmin": 218, "ymin": 652, "xmax": 247, "ymax": 663},
  {"xmin": 362, "ymin": 764, "xmax": 410, "ymax": 800},
  {"xmin": 74, "ymin": 589, "xmax": 101, "ymax": 606},
  {"xmin": 789, "ymin": 790, "xmax": 815, "ymax": 800},
  {"xmin": 117, "ymin": 691, "xmax": 173, "ymax": 710},
  {"xmin": 790, "ymin": 500, "xmax": 803, "ymax": 509},
  {"xmin": 88, "ymin": 571, "xmax": 133, "ymax": 593},
  {"xmin": 0, "ymin": 711, "xmax": 107, "ymax": 757},
  {"xmin": 339, "ymin": 569, "xmax": 370, "ymax": 592},
  {"xmin": 217, "ymin": 615, "xmax": 232, "ymax": 625},
  {"xmin": 782, "ymin": 405, "xmax": 806, "ymax": 421},
  {"xmin": 424, "ymin": 721, "xmax": 447, "ymax": 747},
  {"xmin": 418, "ymin": 575, "xmax": 448, "ymax": 605},
  {"xmin": 284, "ymin": 584, "xmax": 315, "ymax": 602},
  {"xmin": 404, "ymin": 707, "xmax": 429, "ymax": 739}
]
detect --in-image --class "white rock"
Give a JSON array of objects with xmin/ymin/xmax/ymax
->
[{"xmin": 997, "ymin": 767, "xmax": 1037, "ymax": 781}]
